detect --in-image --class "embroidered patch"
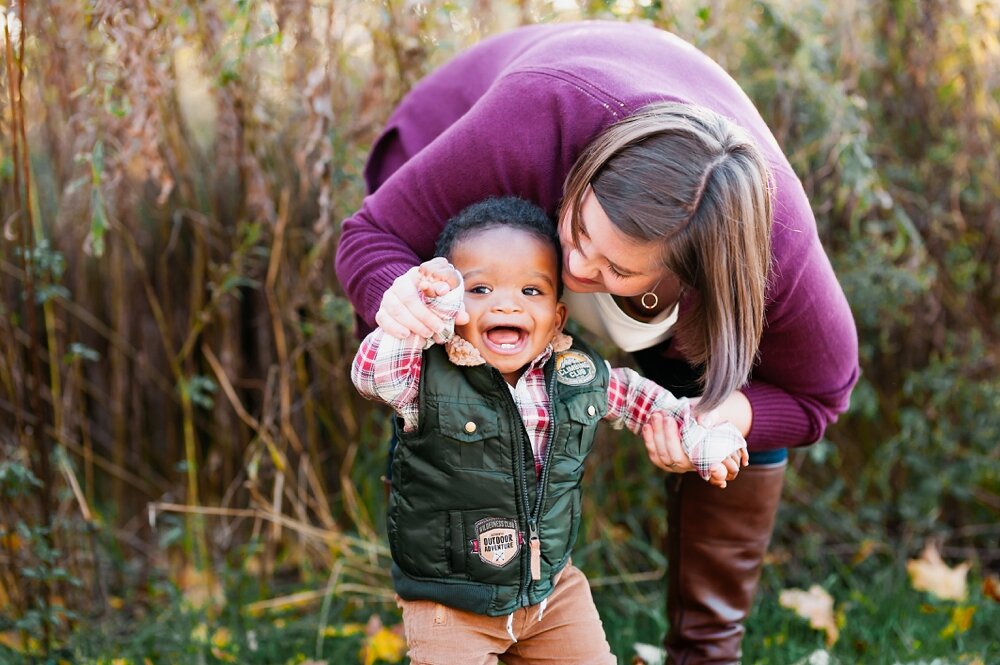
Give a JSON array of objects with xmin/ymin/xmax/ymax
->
[
  {"xmin": 474, "ymin": 517, "xmax": 520, "ymax": 568},
  {"xmin": 554, "ymin": 350, "xmax": 597, "ymax": 386}
]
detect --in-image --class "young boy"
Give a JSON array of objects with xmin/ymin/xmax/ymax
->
[{"xmin": 351, "ymin": 197, "xmax": 747, "ymax": 664}]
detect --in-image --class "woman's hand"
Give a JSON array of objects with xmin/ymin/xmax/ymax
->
[
  {"xmin": 374, "ymin": 258, "xmax": 469, "ymax": 339},
  {"xmin": 641, "ymin": 410, "xmax": 748, "ymax": 488},
  {"xmin": 642, "ymin": 411, "xmax": 696, "ymax": 475}
]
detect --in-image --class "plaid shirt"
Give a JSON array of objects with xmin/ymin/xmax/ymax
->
[{"xmin": 351, "ymin": 279, "xmax": 746, "ymax": 479}]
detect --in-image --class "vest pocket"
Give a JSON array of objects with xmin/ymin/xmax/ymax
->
[
  {"xmin": 561, "ymin": 397, "xmax": 604, "ymax": 459},
  {"xmin": 390, "ymin": 499, "xmax": 450, "ymax": 578},
  {"xmin": 436, "ymin": 403, "xmax": 503, "ymax": 471},
  {"xmin": 448, "ymin": 511, "xmax": 466, "ymax": 575}
]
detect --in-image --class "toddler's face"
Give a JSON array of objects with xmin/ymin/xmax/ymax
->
[{"xmin": 452, "ymin": 227, "xmax": 566, "ymax": 384}]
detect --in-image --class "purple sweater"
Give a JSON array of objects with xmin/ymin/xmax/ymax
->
[{"xmin": 335, "ymin": 21, "xmax": 859, "ymax": 450}]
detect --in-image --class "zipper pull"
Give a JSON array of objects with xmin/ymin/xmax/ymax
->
[{"xmin": 528, "ymin": 521, "xmax": 541, "ymax": 581}]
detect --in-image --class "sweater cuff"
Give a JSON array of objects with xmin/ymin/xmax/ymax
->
[
  {"xmin": 357, "ymin": 262, "xmax": 415, "ymax": 336},
  {"xmin": 742, "ymin": 381, "xmax": 818, "ymax": 451}
]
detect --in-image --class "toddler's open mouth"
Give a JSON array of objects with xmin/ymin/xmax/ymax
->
[{"xmin": 483, "ymin": 326, "xmax": 529, "ymax": 354}]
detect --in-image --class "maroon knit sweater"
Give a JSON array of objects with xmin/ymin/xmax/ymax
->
[{"xmin": 335, "ymin": 21, "xmax": 859, "ymax": 450}]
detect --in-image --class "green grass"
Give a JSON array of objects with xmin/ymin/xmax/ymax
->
[
  {"xmin": 2, "ymin": 553, "xmax": 996, "ymax": 665},
  {"xmin": 594, "ymin": 555, "xmax": 999, "ymax": 664}
]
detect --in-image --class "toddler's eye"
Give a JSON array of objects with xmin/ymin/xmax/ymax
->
[
  {"xmin": 469, "ymin": 285, "xmax": 492, "ymax": 295},
  {"xmin": 522, "ymin": 287, "xmax": 542, "ymax": 296}
]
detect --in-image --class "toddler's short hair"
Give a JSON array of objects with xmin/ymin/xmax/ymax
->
[{"xmin": 434, "ymin": 197, "xmax": 562, "ymax": 296}]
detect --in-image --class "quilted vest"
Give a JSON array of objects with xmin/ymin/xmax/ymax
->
[{"xmin": 388, "ymin": 339, "xmax": 609, "ymax": 616}]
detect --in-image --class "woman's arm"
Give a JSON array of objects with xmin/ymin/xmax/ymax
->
[{"xmin": 335, "ymin": 73, "xmax": 614, "ymax": 334}]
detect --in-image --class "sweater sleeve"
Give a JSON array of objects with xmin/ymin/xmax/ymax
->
[{"xmin": 335, "ymin": 71, "xmax": 615, "ymax": 334}]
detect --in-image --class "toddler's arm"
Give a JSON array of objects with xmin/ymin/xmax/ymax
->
[
  {"xmin": 604, "ymin": 366, "xmax": 748, "ymax": 486},
  {"xmin": 350, "ymin": 258, "xmax": 463, "ymax": 431}
]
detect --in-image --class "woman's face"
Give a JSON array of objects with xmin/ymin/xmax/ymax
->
[{"xmin": 557, "ymin": 187, "xmax": 666, "ymax": 297}]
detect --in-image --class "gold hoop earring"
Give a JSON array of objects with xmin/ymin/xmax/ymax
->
[{"xmin": 640, "ymin": 280, "xmax": 662, "ymax": 310}]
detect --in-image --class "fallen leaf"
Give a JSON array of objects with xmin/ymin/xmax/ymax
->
[
  {"xmin": 632, "ymin": 642, "xmax": 665, "ymax": 665},
  {"xmin": 906, "ymin": 543, "xmax": 970, "ymax": 601},
  {"xmin": 211, "ymin": 626, "xmax": 238, "ymax": 662},
  {"xmin": 322, "ymin": 623, "xmax": 366, "ymax": 637},
  {"xmin": 852, "ymin": 539, "xmax": 878, "ymax": 565},
  {"xmin": 190, "ymin": 622, "xmax": 209, "ymax": 644},
  {"xmin": 177, "ymin": 565, "xmax": 225, "ymax": 610},
  {"xmin": 359, "ymin": 615, "xmax": 406, "ymax": 665},
  {"xmin": 792, "ymin": 650, "xmax": 832, "ymax": 665},
  {"xmin": 940, "ymin": 604, "xmax": 975, "ymax": 638},
  {"xmin": 982, "ymin": 574, "xmax": 1000, "ymax": 602},
  {"xmin": 779, "ymin": 584, "xmax": 840, "ymax": 646}
]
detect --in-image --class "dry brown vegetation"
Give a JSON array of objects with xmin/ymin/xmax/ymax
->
[{"xmin": 1, "ymin": 0, "xmax": 999, "ymax": 655}]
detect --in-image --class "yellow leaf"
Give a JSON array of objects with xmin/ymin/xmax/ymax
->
[
  {"xmin": 322, "ymin": 623, "xmax": 366, "ymax": 637},
  {"xmin": 360, "ymin": 627, "xmax": 406, "ymax": 665},
  {"xmin": 108, "ymin": 596, "xmax": 126, "ymax": 610},
  {"xmin": 940, "ymin": 605, "xmax": 975, "ymax": 638},
  {"xmin": 191, "ymin": 622, "xmax": 209, "ymax": 644},
  {"xmin": 906, "ymin": 543, "xmax": 970, "ymax": 601},
  {"xmin": 210, "ymin": 626, "xmax": 237, "ymax": 662},
  {"xmin": 211, "ymin": 627, "xmax": 231, "ymax": 648},
  {"xmin": 178, "ymin": 565, "xmax": 225, "ymax": 610},
  {"xmin": 779, "ymin": 585, "xmax": 840, "ymax": 646},
  {"xmin": 852, "ymin": 539, "xmax": 877, "ymax": 565}
]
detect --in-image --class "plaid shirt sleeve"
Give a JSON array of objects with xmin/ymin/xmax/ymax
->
[
  {"xmin": 605, "ymin": 365, "xmax": 747, "ymax": 481},
  {"xmin": 350, "ymin": 271, "xmax": 464, "ymax": 432}
]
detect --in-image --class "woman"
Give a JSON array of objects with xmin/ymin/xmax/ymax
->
[{"xmin": 336, "ymin": 21, "xmax": 858, "ymax": 664}]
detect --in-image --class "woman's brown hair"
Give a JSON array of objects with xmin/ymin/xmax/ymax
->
[{"xmin": 561, "ymin": 102, "xmax": 774, "ymax": 413}]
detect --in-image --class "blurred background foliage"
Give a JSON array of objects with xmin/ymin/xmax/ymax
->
[{"xmin": 1, "ymin": 0, "xmax": 999, "ymax": 658}]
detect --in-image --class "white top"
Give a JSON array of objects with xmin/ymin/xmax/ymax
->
[{"xmin": 563, "ymin": 290, "xmax": 677, "ymax": 352}]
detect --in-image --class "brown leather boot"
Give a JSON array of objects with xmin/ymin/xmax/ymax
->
[{"xmin": 664, "ymin": 461, "xmax": 786, "ymax": 664}]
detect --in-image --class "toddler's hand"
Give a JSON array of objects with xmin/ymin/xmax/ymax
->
[
  {"xmin": 417, "ymin": 257, "xmax": 461, "ymax": 297},
  {"xmin": 705, "ymin": 448, "xmax": 749, "ymax": 489}
]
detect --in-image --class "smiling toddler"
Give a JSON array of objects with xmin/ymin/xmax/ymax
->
[{"xmin": 351, "ymin": 196, "xmax": 747, "ymax": 664}]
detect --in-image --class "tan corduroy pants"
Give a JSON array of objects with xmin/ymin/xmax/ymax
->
[{"xmin": 397, "ymin": 564, "xmax": 617, "ymax": 665}]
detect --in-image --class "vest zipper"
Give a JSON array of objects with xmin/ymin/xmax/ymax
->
[
  {"xmin": 525, "ymin": 371, "xmax": 560, "ymax": 596},
  {"xmin": 492, "ymin": 369, "xmax": 536, "ymax": 609},
  {"xmin": 496, "ymin": 367, "xmax": 560, "ymax": 608}
]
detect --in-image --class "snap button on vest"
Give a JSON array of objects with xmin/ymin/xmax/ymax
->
[
  {"xmin": 587, "ymin": 405, "xmax": 596, "ymax": 416},
  {"xmin": 465, "ymin": 421, "xmax": 477, "ymax": 433}
]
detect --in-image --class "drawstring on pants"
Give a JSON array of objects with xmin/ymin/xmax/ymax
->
[{"xmin": 504, "ymin": 596, "xmax": 548, "ymax": 643}]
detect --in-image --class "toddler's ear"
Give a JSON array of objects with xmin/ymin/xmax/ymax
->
[{"xmin": 553, "ymin": 301, "xmax": 568, "ymax": 333}]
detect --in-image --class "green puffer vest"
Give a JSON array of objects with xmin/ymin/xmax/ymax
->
[{"xmin": 388, "ymin": 339, "xmax": 609, "ymax": 616}]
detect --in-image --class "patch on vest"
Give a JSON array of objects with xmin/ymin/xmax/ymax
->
[
  {"xmin": 554, "ymin": 350, "xmax": 597, "ymax": 386},
  {"xmin": 473, "ymin": 517, "xmax": 520, "ymax": 568}
]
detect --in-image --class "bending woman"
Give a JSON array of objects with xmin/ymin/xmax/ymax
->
[{"xmin": 336, "ymin": 20, "xmax": 859, "ymax": 664}]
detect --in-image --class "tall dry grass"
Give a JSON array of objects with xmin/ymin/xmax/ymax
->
[
  {"xmin": 1, "ymin": 0, "xmax": 999, "ymax": 648},
  {"xmin": 2, "ymin": 2, "xmax": 571, "ymax": 641}
]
